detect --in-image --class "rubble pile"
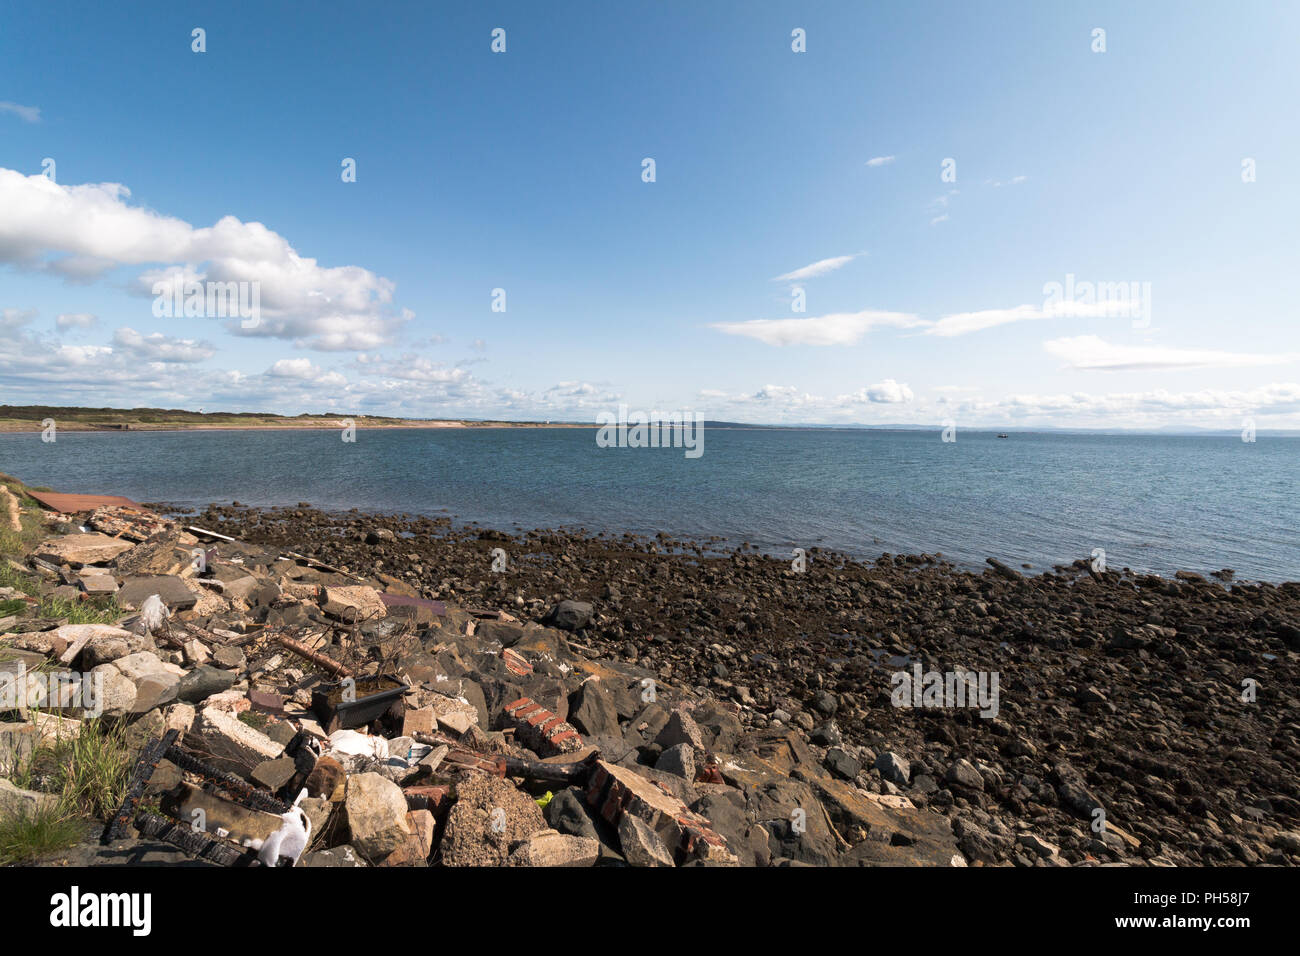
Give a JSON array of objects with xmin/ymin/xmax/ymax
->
[
  {"xmin": 2, "ymin": 504, "xmax": 976, "ymax": 868},
  {"xmin": 2, "ymin": 497, "xmax": 1298, "ymax": 867}
]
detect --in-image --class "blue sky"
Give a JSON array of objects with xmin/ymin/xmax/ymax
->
[{"xmin": 1, "ymin": 1, "xmax": 1298, "ymax": 428}]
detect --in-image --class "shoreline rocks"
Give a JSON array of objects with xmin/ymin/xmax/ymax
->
[{"xmin": 2, "ymin": 498, "xmax": 1297, "ymax": 868}]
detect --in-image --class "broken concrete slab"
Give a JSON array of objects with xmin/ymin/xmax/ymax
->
[
  {"xmin": 160, "ymin": 781, "xmax": 284, "ymax": 848},
  {"xmin": 655, "ymin": 742, "xmax": 697, "ymax": 780},
  {"xmin": 507, "ymin": 828, "xmax": 601, "ymax": 867},
  {"xmin": 116, "ymin": 575, "xmax": 199, "ymax": 611},
  {"xmin": 87, "ymin": 664, "xmax": 139, "ymax": 717},
  {"xmin": 77, "ymin": 573, "xmax": 119, "ymax": 596},
  {"xmin": 382, "ymin": 809, "xmax": 435, "ymax": 866},
  {"xmin": 0, "ymin": 722, "xmax": 37, "ymax": 776},
  {"xmin": 88, "ymin": 506, "xmax": 172, "ymax": 542},
  {"xmin": 190, "ymin": 706, "xmax": 285, "ymax": 776},
  {"xmin": 35, "ymin": 533, "xmax": 134, "ymax": 568},
  {"xmin": 251, "ymin": 756, "xmax": 297, "ymax": 791},
  {"xmin": 655, "ymin": 709, "xmax": 706, "ymax": 751},
  {"xmin": 319, "ymin": 585, "xmax": 387, "ymax": 623}
]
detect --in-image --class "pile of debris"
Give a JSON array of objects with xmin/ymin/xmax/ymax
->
[{"xmin": 1, "ymin": 500, "xmax": 966, "ymax": 867}]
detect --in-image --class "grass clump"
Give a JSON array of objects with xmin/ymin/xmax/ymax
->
[
  {"xmin": 35, "ymin": 594, "xmax": 120, "ymax": 626},
  {"xmin": 0, "ymin": 716, "xmax": 134, "ymax": 864},
  {"xmin": 0, "ymin": 808, "xmax": 88, "ymax": 865}
]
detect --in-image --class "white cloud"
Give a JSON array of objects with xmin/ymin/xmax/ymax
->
[
  {"xmin": 995, "ymin": 383, "xmax": 1300, "ymax": 419},
  {"xmin": 0, "ymin": 102, "xmax": 40, "ymax": 123},
  {"xmin": 112, "ymin": 327, "xmax": 214, "ymax": 363},
  {"xmin": 930, "ymin": 214, "xmax": 949, "ymax": 225},
  {"xmin": 925, "ymin": 301, "xmax": 1127, "ymax": 338},
  {"xmin": 2, "ymin": 308, "xmax": 36, "ymax": 330},
  {"xmin": 262, "ymin": 358, "xmax": 346, "ymax": 387},
  {"xmin": 772, "ymin": 254, "xmax": 859, "ymax": 282},
  {"xmin": 861, "ymin": 379, "xmax": 914, "ymax": 403},
  {"xmin": 352, "ymin": 353, "xmax": 473, "ymax": 385},
  {"xmin": 55, "ymin": 312, "xmax": 97, "ymax": 330},
  {"xmin": 865, "ymin": 156, "xmax": 895, "ymax": 167},
  {"xmin": 268, "ymin": 358, "xmax": 325, "ymax": 380},
  {"xmin": 711, "ymin": 309, "xmax": 924, "ymax": 346},
  {"xmin": 0, "ymin": 168, "xmax": 409, "ymax": 351},
  {"xmin": 1044, "ymin": 335, "xmax": 1300, "ymax": 371}
]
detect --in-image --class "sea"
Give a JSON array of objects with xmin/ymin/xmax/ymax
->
[{"xmin": 2, "ymin": 427, "xmax": 1296, "ymax": 581}]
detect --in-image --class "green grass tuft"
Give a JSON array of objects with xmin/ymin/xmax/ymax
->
[
  {"xmin": 0, "ymin": 807, "xmax": 88, "ymax": 866},
  {"xmin": 0, "ymin": 717, "xmax": 135, "ymax": 864}
]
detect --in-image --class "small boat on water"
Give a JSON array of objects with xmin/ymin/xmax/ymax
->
[{"xmin": 996, "ymin": 433, "xmax": 1009, "ymax": 439}]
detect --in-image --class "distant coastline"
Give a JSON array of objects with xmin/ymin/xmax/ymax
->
[
  {"xmin": 0, "ymin": 405, "xmax": 584, "ymax": 433},
  {"xmin": 1, "ymin": 405, "xmax": 1296, "ymax": 437}
]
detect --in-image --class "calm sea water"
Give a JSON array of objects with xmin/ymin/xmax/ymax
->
[{"xmin": 1, "ymin": 428, "xmax": 1296, "ymax": 581}]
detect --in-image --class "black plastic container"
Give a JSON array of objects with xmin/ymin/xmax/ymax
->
[{"xmin": 311, "ymin": 675, "xmax": 408, "ymax": 732}]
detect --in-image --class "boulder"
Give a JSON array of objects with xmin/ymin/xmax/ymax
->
[
  {"xmin": 944, "ymin": 759, "xmax": 985, "ymax": 791},
  {"xmin": 825, "ymin": 748, "xmax": 862, "ymax": 781},
  {"xmin": 655, "ymin": 742, "xmax": 696, "ymax": 780},
  {"xmin": 618, "ymin": 813, "xmax": 675, "ymax": 867},
  {"xmin": 441, "ymin": 773, "xmax": 547, "ymax": 867},
  {"xmin": 0, "ymin": 777, "xmax": 59, "ymax": 819},
  {"xmin": 567, "ymin": 680, "xmax": 620, "ymax": 737},
  {"xmin": 344, "ymin": 772, "xmax": 412, "ymax": 862},
  {"xmin": 178, "ymin": 666, "xmax": 238, "ymax": 703},
  {"xmin": 655, "ymin": 710, "xmax": 706, "ymax": 751},
  {"xmin": 545, "ymin": 787, "xmax": 600, "ymax": 841},
  {"xmin": 875, "ymin": 751, "xmax": 912, "ymax": 786},
  {"xmin": 546, "ymin": 600, "xmax": 593, "ymax": 632},
  {"xmin": 507, "ymin": 829, "xmax": 601, "ymax": 867}
]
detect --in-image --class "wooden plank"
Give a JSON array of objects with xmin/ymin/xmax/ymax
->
[{"xmin": 57, "ymin": 632, "xmax": 94, "ymax": 666}]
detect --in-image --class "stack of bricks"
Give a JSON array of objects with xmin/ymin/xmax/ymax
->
[
  {"xmin": 502, "ymin": 697, "xmax": 584, "ymax": 756},
  {"xmin": 586, "ymin": 760, "xmax": 737, "ymax": 865}
]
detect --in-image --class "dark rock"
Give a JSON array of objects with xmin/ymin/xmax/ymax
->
[
  {"xmin": 824, "ymin": 748, "xmax": 861, "ymax": 781},
  {"xmin": 546, "ymin": 600, "xmax": 593, "ymax": 632},
  {"xmin": 567, "ymin": 680, "xmax": 620, "ymax": 737},
  {"xmin": 178, "ymin": 666, "xmax": 238, "ymax": 703}
]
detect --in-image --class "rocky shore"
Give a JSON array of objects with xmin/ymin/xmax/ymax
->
[{"xmin": 3, "ymin": 491, "xmax": 1298, "ymax": 867}]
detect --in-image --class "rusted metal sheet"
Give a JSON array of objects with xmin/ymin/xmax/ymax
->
[{"xmin": 29, "ymin": 491, "xmax": 147, "ymax": 514}]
